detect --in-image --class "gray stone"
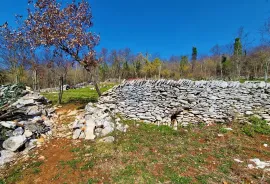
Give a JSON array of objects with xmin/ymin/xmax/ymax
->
[
  {"xmin": 73, "ymin": 129, "xmax": 82, "ymax": 139},
  {"xmin": 26, "ymin": 106, "xmax": 42, "ymax": 116},
  {"xmin": 0, "ymin": 150, "xmax": 16, "ymax": 166},
  {"xmin": 3, "ymin": 135, "xmax": 27, "ymax": 152},
  {"xmin": 245, "ymin": 111, "xmax": 254, "ymax": 115},
  {"xmin": 98, "ymin": 136, "xmax": 115, "ymax": 143},
  {"xmin": 0, "ymin": 121, "xmax": 16, "ymax": 129},
  {"xmin": 23, "ymin": 129, "xmax": 33, "ymax": 137},
  {"xmin": 13, "ymin": 127, "xmax": 24, "ymax": 136}
]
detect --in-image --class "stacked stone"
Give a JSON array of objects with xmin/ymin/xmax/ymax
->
[
  {"xmin": 72, "ymin": 103, "xmax": 128, "ymax": 140},
  {"xmin": 0, "ymin": 85, "xmax": 55, "ymax": 167},
  {"xmin": 98, "ymin": 79, "xmax": 270, "ymax": 126}
]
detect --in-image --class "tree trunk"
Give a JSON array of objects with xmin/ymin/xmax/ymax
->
[
  {"xmin": 264, "ymin": 69, "xmax": 268, "ymax": 82},
  {"xmin": 220, "ymin": 57, "xmax": 223, "ymax": 79},
  {"xmin": 92, "ymin": 67, "xmax": 102, "ymax": 97},
  {"xmin": 58, "ymin": 75, "xmax": 64, "ymax": 104},
  {"xmin": 33, "ymin": 69, "xmax": 38, "ymax": 91}
]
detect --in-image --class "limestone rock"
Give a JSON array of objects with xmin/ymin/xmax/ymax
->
[
  {"xmin": 98, "ymin": 136, "xmax": 115, "ymax": 143},
  {"xmin": 3, "ymin": 135, "xmax": 27, "ymax": 152},
  {"xmin": 13, "ymin": 127, "xmax": 24, "ymax": 136},
  {"xmin": 0, "ymin": 150, "xmax": 16, "ymax": 166},
  {"xmin": 73, "ymin": 129, "xmax": 82, "ymax": 139},
  {"xmin": 0, "ymin": 121, "xmax": 17, "ymax": 129}
]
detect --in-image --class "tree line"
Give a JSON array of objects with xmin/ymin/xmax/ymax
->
[{"xmin": 0, "ymin": 0, "xmax": 270, "ymax": 104}]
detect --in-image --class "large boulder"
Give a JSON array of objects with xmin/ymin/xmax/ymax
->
[{"xmin": 2, "ymin": 135, "xmax": 27, "ymax": 152}]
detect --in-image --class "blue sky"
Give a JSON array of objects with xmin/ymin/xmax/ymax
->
[{"xmin": 0, "ymin": 0, "xmax": 270, "ymax": 59}]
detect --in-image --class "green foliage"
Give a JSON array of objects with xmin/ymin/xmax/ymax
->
[
  {"xmin": 141, "ymin": 58, "xmax": 162, "ymax": 78},
  {"xmin": 29, "ymin": 161, "xmax": 44, "ymax": 168},
  {"xmin": 87, "ymin": 178, "xmax": 99, "ymax": 184},
  {"xmin": 70, "ymin": 147, "xmax": 80, "ymax": 153},
  {"xmin": 242, "ymin": 116, "xmax": 270, "ymax": 136},
  {"xmin": 140, "ymin": 123, "xmax": 178, "ymax": 136},
  {"xmin": 222, "ymin": 57, "xmax": 233, "ymax": 77},
  {"xmin": 59, "ymin": 159, "xmax": 81, "ymax": 170},
  {"xmin": 179, "ymin": 56, "xmax": 189, "ymax": 76},
  {"xmin": 219, "ymin": 127, "xmax": 229, "ymax": 134},
  {"xmin": 234, "ymin": 38, "xmax": 243, "ymax": 56},
  {"xmin": 218, "ymin": 160, "xmax": 233, "ymax": 174},
  {"xmin": 32, "ymin": 168, "xmax": 41, "ymax": 174},
  {"xmin": 192, "ymin": 47, "xmax": 197, "ymax": 61},
  {"xmin": 5, "ymin": 166, "xmax": 23, "ymax": 183},
  {"xmin": 99, "ymin": 62, "xmax": 109, "ymax": 81},
  {"xmin": 80, "ymin": 160, "xmax": 95, "ymax": 171},
  {"xmin": 170, "ymin": 174, "xmax": 192, "ymax": 184},
  {"xmin": 196, "ymin": 175, "xmax": 210, "ymax": 184}
]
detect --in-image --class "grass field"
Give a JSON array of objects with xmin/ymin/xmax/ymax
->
[
  {"xmin": 1, "ymin": 118, "xmax": 270, "ymax": 183},
  {"xmin": 42, "ymin": 84, "xmax": 115, "ymax": 105}
]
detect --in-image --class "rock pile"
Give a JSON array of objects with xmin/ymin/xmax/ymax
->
[
  {"xmin": 93, "ymin": 79, "xmax": 270, "ymax": 127},
  {"xmin": 0, "ymin": 84, "xmax": 55, "ymax": 167},
  {"xmin": 72, "ymin": 103, "xmax": 128, "ymax": 140}
]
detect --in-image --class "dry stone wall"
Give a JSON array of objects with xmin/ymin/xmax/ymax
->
[{"xmin": 98, "ymin": 79, "xmax": 270, "ymax": 126}]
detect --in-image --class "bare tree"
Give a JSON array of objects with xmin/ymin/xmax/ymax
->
[{"xmin": 24, "ymin": 0, "xmax": 102, "ymax": 96}]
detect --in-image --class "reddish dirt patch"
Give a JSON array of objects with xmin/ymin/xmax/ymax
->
[
  {"xmin": 151, "ymin": 163, "xmax": 164, "ymax": 177},
  {"xmin": 17, "ymin": 139, "xmax": 78, "ymax": 184}
]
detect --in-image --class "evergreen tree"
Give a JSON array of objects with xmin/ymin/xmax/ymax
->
[
  {"xmin": 191, "ymin": 47, "xmax": 197, "ymax": 71},
  {"xmin": 234, "ymin": 38, "xmax": 243, "ymax": 56},
  {"xmin": 233, "ymin": 38, "xmax": 243, "ymax": 78}
]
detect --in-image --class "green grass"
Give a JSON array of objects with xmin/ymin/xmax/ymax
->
[
  {"xmin": 87, "ymin": 178, "xmax": 99, "ymax": 184},
  {"xmin": 2, "ymin": 116, "xmax": 270, "ymax": 183},
  {"xmin": 219, "ymin": 127, "xmax": 229, "ymax": 134},
  {"xmin": 242, "ymin": 116, "xmax": 270, "ymax": 137},
  {"xmin": 42, "ymin": 84, "xmax": 115, "ymax": 105},
  {"xmin": 80, "ymin": 160, "xmax": 95, "ymax": 171}
]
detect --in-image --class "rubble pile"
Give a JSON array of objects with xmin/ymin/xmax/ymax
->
[
  {"xmin": 72, "ymin": 103, "xmax": 128, "ymax": 140},
  {"xmin": 0, "ymin": 84, "xmax": 55, "ymax": 167}
]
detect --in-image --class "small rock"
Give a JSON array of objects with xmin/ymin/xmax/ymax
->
[
  {"xmin": 101, "ymin": 126, "xmax": 114, "ymax": 137},
  {"xmin": 98, "ymin": 136, "xmax": 115, "ymax": 143},
  {"xmin": 13, "ymin": 127, "xmax": 24, "ymax": 136},
  {"xmin": 73, "ymin": 129, "xmax": 82, "ymax": 139},
  {"xmin": 245, "ymin": 111, "xmax": 253, "ymax": 116},
  {"xmin": 85, "ymin": 125, "xmax": 96, "ymax": 140},
  {"xmin": 0, "ymin": 121, "xmax": 17, "ymax": 129},
  {"xmin": 234, "ymin": 159, "xmax": 243, "ymax": 163},
  {"xmin": 249, "ymin": 158, "xmax": 270, "ymax": 169},
  {"xmin": 24, "ymin": 129, "xmax": 33, "ymax": 138},
  {"xmin": 38, "ymin": 155, "xmax": 45, "ymax": 160}
]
